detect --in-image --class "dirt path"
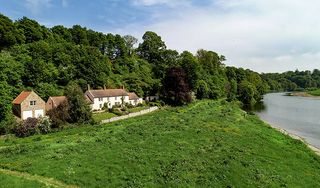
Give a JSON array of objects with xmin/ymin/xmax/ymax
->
[{"xmin": 0, "ymin": 168, "xmax": 78, "ymax": 188}]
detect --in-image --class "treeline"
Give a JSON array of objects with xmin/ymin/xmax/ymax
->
[
  {"xmin": 261, "ymin": 69, "xmax": 320, "ymax": 91},
  {"xmin": 0, "ymin": 13, "xmax": 269, "ymax": 132}
]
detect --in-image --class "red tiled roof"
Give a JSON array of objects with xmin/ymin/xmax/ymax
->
[
  {"xmin": 49, "ymin": 96, "xmax": 67, "ymax": 106},
  {"xmin": 12, "ymin": 91, "xmax": 32, "ymax": 104},
  {"xmin": 87, "ymin": 89, "xmax": 128, "ymax": 98},
  {"xmin": 128, "ymin": 92, "xmax": 139, "ymax": 100}
]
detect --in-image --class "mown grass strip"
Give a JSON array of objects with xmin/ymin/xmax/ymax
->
[{"xmin": 0, "ymin": 168, "xmax": 78, "ymax": 188}]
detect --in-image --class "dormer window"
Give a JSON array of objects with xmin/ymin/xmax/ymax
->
[{"xmin": 30, "ymin": 101, "xmax": 36, "ymax": 106}]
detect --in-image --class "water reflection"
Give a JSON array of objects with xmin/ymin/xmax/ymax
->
[{"xmin": 242, "ymin": 101, "xmax": 266, "ymax": 112}]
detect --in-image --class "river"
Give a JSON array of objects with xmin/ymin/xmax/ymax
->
[{"xmin": 255, "ymin": 92, "xmax": 320, "ymax": 149}]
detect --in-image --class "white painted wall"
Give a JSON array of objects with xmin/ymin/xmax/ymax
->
[
  {"xmin": 22, "ymin": 110, "xmax": 32, "ymax": 120},
  {"xmin": 91, "ymin": 96, "xmax": 130, "ymax": 110},
  {"xmin": 35, "ymin": 109, "xmax": 44, "ymax": 118},
  {"xmin": 129, "ymin": 98, "xmax": 143, "ymax": 106}
]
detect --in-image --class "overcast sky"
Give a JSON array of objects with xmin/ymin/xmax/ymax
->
[{"xmin": 1, "ymin": 0, "xmax": 320, "ymax": 73}]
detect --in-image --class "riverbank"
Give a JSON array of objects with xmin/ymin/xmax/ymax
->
[
  {"xmin": 289, "ymin": 91, "xmax": 320, "ymax": 98},
  {"xmin": 1, "ymin": 100, "xmax": 320, "ymax": 187},
  {"xmin": 255, "ymin": 92, "xmax": 320, "ymax": 155},
  {"xmin": 269, "ymin": 124, "xmax": 320, "ymax": 156}
]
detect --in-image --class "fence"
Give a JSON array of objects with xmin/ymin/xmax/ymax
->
[{"xmin": 100, "ymin": 106, "xmax": 159, "ymax": 124}]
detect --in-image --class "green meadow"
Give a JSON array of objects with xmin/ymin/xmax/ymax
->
[
  {"xmin": 1, "ymin": 100, "xmax": 320, "ymax": 187},
  {"xmin": 308, "ymin": 89, "xmax": 320, "ymax": 96}
]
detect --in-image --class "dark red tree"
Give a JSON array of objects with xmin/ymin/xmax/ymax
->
[{"xmin": 163, "ymin": 67, "xmax": 192, "ymax": 105}]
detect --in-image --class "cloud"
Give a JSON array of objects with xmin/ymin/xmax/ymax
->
[
  {"xmin": 25, "ymin": 0, "xmax": 52, "ymax": 14},
  {"xmin": 115, "ymin": 0, "xmax": 320, "ymax": 72}
]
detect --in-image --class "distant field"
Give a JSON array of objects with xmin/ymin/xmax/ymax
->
[
  {"xmin": 308, "ymin": 89, "xmax": 320, "ymax": 96},
  {"xmin": 1, "ymin": 100, "xmax": 320, "ymax": 187}
]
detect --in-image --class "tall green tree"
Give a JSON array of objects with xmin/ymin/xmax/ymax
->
[
  {"xmin": 65, "ymin": 83, "xmax": 92, "ymax": 124},
  {"xmin": 138, "ymin": 31, "xmax": 166, "ymax": 64},
  {"xmin": 0, "ymin": 14, "xmax": 24, "ymax": 49}
]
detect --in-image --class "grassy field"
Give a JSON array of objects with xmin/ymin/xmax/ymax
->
[
  {"xmin": 308, "ymin": 89, "xmax": 320, "ymax": 96},
  {"xmin": 0, "ymin": 173, "xmax": 47, "ymax": 188},
  {"xmin": 1, "ymin": 100, "xmax": 320, "ymax": 187}
]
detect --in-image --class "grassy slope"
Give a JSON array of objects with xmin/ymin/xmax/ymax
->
[
  {"xmin": 0, "ymin": 174, "xmax": 47, "ymax": 188},
  {"xmin": 0, "ymin": 100, "xmax": 320, "ymax": 187},
  {"xmin": 308, "ymin": 89, "xmax": 320, "ymax": 96}
]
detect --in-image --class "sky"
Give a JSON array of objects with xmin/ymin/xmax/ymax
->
[{"xmin": 0, "ymin": 0, "xmax": 320, "ymax": 73}]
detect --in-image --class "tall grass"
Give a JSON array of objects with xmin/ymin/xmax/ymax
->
[{"xmin": 0, "ymin": 100, "xmax": 320, "ymax": 187}]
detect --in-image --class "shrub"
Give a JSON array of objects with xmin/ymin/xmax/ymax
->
[
  {"xmin": 14, "ymin": 118, "xmax": 39, "ymax": 137},
  {"xmin": 37, "ymin": 116, "xmax": 51, "ymax": 134},
  {"xmin": 110, "ymin": 107, "xmax": 123, "ymax": 116},
  {"xmin": 102, "ymin": 102, "xmax": 110, "ymax": 110},
  {"xmin": 126, "ymin": 103, "xmax": 134, "ymax": 109},
  {"xmin": 47, "ymin": 100, "xmax": 70, "ymax": 128}
]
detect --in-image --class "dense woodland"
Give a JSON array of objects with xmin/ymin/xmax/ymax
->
[{"xmin": 1, "ymin": 13, "xmax": 316, "ymax": 134}]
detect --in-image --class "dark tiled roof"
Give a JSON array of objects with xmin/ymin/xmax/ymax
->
[
  {"xmin": 87, "ymin": 89, "xmax": 128, "ymax": 98},
  {"xmin": 128, "ymin": 92, "xmax": 139, "ymax": 100},
  {"xmin": 12, "ymin": 91, "xmax": 32, "ymax": 104}
]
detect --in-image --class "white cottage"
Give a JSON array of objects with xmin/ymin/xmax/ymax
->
[
  {"xmin": 128, "ymin": 92, "xmax": 143, "ymax": 105},
  {"xmin": 85, "ymin": 89, "xmax": 129, "ymax": 110}
]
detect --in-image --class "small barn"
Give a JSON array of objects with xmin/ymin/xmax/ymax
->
[
  {"xmin": 12, "ymin": 91, "xmax": 46, "ymax": 120},
  {"xmin": 46, "ymin": 96, "xmax": 67, "ymax": 111}
]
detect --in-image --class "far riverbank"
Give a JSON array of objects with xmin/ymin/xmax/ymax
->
[{"xmin": 289, "ymin": 92, "xmax": 320, "ymax": 98}]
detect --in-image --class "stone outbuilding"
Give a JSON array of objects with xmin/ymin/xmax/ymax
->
[
  {"xmin": 12, "ymin": 91, "xmax": 46, "ymax": 120},
  {"xmin": 46, "ymin": 96, "xmax": 67, "ymax": 112}
]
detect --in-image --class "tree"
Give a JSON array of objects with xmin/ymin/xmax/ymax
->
[
  {"xmin": 65, "ymin": 83, "xmax": 92, "ymax": 124},
  {"xmin": 70, "ymin": 25, "xmax": 89, "ymax": 45},
  {"xmin": 123, "ymin": 35, "xmax": 138, "ymax": 56},
  {"xmin": 137, "ymin": 31, "xmax": 166, "ymax": 64},
  {"xmin": 47, "ymin": 100, "xmax": 70, "ymax": 128},
  {"xmin": 51, "ymin": 25, "xmax": 72, "ymax": 42},
  {"xmin": 179, "ymin": 51, "xmax": 200, "ymax": 90},
  {"xmin": 237, "ymin": 80, "xmax": 256, "ymax": 107},
  {"xmin": 163, "ymin": 67, "xmax": 192, "ymax": 105},
  {"xmin": 0, "ymin": 14, "xmax": 24, "ymax": 49},
  {"xmin": 196, "ymin": 80, "xmax": 209, "ymax": 99},
  {"xmin": 0, "ymin": 81, "xmax": 15, "ymax": 134},
  {"xmin": 15, "ymin": 17, "xmax": 43, "ymax": 43}
]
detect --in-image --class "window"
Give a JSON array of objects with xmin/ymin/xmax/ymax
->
[
  {"xmin": 99, "ymin": 104, "xmax": 103, "ymax": 109},
  {"xmin": 99, "ymin": 97, "xmax": 103, "ymax": 101},
  {"xmin": 30, "ymin": 101, "xmax": 36, "ymax": 106},
  {"xmin": 115, "ymin": 97, "xmax": 117, "ymax": 100}
]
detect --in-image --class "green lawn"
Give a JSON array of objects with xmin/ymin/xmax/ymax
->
[
  {"xmin": 1, "ymin": 100, "xmax": 320, "ymax": 187},
  {"xmin": 92, "ymin": 112, "xmax": 117, "ymax": 122},
  {"xmin": 127, "ymin": 106, "xmax": 149, "ymax": 113},
  {"xmin": 308, "ymin": 89, "xmax": 320, "ymax": 96}
]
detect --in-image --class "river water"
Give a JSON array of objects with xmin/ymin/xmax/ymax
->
[{"xmin": 255, "ymin": 93, "xmax": 320, "ymax": 149}]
